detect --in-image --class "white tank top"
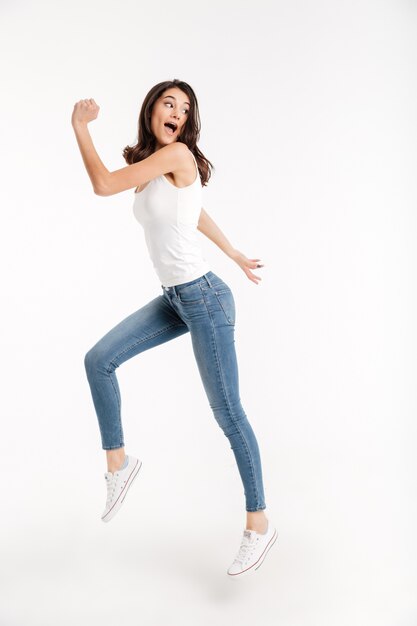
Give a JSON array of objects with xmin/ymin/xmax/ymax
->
[{"xmin": 132, "ymin": 149, "xmax": 211, "ymax": 287}]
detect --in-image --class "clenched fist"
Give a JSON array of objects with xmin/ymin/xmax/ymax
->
[{"xmin": 72, "ymin": 98, "xmax": 100, "ymax": 127}]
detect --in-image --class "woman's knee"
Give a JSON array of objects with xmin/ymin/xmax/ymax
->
[
  {"xmin": 84, "ymin": 347, "xmax": 96, "ymax": 376},
  {"xmin": 84, "ymin": 343, "xmax": 112, "ymax": 376}
]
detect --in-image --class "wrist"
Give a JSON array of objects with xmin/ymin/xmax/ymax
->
[{"xmin": 72, "ymin": 121, "xmax": 88, "ymax": 132}]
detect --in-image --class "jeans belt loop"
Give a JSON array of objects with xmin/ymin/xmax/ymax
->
[{"xmin": 205, "ymin": 273, "xmax": 212, "ymax": 288}]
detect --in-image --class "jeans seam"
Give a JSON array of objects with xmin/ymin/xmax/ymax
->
[
  {"xmin": 105, "ymin": 321, "xmax": 185, "ymax": 449},
  {"xmin": 214, "ymin": 293, "xmax": 234, "ymax": 326},
  {"xmin": 108, "ymin": 371, "xmax": 123, "ymax": 444},
  {"xmin": 85, "ymin": 356, "xmax": 123, "ymax": 450},
  {"xmin": 107, "ymin": 322, "xmax": 185, "ymax": 369},
  {"xmin": 203, "ymin": 295, "xmax": 261, "ymax": 510}
]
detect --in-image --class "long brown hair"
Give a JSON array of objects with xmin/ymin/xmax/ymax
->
[{"xmin": 123, "ymin": 79, "xmax": 214, "ymax": 187}]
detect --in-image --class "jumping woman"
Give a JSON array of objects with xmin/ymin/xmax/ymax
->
[{"xmin": 71, "ymin": 78, "xmax": 277, "ymax": 578}]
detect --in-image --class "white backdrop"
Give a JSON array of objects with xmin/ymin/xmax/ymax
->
[{"xmin": 0, "ymin": 0, "xmax": 416, "ymax": 624}]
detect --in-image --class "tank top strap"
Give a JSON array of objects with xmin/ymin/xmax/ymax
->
[{"xmin": 189, "ymin": 150, "xmax": 199, "ymax": 181}]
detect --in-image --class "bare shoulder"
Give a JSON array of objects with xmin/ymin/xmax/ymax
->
[
  {"xmin": 154, "ymin": 141, "xmax": 191, "ymax": 169},
  {"xmin": 169, "ymin": 141, "xmax": 193, "ymax": 168},
  {"xmin": 166, "ymin": 143, "xmax": 197, "ymax": 187},
  {"xmin": 159, "ymin": 141, "xmax": 189, "ymax": 159}
]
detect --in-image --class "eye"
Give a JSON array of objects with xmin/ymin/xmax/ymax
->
[{"xmin": 164, "ymin": 102, "xmax": 189, "ymax": 114}]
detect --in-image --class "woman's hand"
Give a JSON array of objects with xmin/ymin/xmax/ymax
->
[
  {"xmin": 231, "ymin": 249, "xmax": 265, "ymax": 284},
  {"xmin": 71, "ymin": 98, "xmax": 100, "ymax": 127}
]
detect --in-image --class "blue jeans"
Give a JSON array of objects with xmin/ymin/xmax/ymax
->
[{"xmin": 84, "ymin": 271, "xmax": 266, "ymax": 512}]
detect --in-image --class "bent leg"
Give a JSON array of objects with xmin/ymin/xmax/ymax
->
[{"xmin": 84, "ymin": 295, "xmax": 188, "ymax": 449}]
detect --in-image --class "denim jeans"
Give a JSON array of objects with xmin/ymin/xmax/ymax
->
[{"xmin": 84, "ymin": 271, "xmax": 266, "ymax": 512}]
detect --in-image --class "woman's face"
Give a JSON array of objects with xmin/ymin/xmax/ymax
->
[{"xmin": 150, "ymin": 87, "xmax": 190, "ymax": 150}]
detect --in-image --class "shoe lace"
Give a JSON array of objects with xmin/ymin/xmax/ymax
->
[
  {"xmin": 105, "ymin": 473, "xmax": 118, "ymax": 505},
  {"xmin": 234, "ymin": 532, "xmax": 258, "ymax": 565}
]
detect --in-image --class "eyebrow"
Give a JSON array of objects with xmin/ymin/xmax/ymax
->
[{"xmin": 163, "ymin": 95, "xmax": 190, "ymax": 106}]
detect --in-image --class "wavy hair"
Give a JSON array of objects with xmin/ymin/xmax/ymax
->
[{"xmin": 122, "ymin": 79, "xmax": 214, "ymax": 187}]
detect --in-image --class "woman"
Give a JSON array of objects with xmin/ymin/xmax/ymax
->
[{"xmin": 71, "ymin": 79, "xmax": 277, "ymax": 577}]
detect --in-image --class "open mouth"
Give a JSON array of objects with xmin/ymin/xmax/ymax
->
[{"xmin": 164, "ymin": 122, "xmax": 178, "ymax": 134}]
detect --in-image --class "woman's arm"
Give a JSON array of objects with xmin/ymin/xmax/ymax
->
[
  {"xmin": 71, "ymin": 98, "xmax": 189, "ymax": 196},
  {"xmin": 197, "ymin": 208, "xmax": 236, "ymax": 258},
  {"xmin": 72, "ymin": 122, "xmax": 109, "ymax": 195},
  {"xmin": 198, "ymin": 208, "xmax": 265, "ymax": 284}
]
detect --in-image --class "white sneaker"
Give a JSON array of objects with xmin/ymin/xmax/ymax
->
[
  {"xmin": 227, "ymin": 520, "xmax": 278, "ymax": 578},
  {"xmin": 101, "ymin": 455, "xmax": 142, "ymax": 523}
]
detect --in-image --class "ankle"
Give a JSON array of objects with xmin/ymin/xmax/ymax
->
[
  {"xmin": 106, "ymin": 448, "xmax": 126, "ymax": 473},
  {"xmin": 246, "ymin": 510, "xmax": 268, "ymax": 533},
  {"xmin": 107, "ymin": 455, "xmax": 127, "ymax": 473}
]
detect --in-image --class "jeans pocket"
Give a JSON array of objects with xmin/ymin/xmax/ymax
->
[
  {"xmin": 178, "ymin": 283, "xmax": 204, "ymax": 304},
  {"xmin": 214, "ymin": 288, "xmax": 236, "ymax": 325}
]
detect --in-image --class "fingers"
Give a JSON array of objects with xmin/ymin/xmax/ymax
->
[
  {"xmin": 245, "ymin": 268, "xmax": 262, "ymax": 284},
  {"xmin": 74, "ymin": 98, "xmax": 98, "ymax": 107}
]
